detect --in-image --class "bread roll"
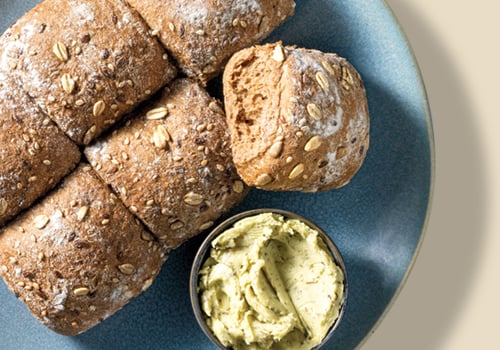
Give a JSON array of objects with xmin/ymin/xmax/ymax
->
[
  {"xmin": 0, "ymin": 70, "xmax": 80, "ymax": 227},
  {"xmin": 85, "ymin": 79, "xmax": 248, "ymax": 249},
  {"xmin": 0, "ymin": 0, "xmax": 176, "ymax": 145},
  {"xmin": 126, "ymin": 0, "xmax": 295, "ymax": 84},
  {"xmin": 0, "ymin": 164, "xmax": 167, "ymax": 336},
  {"xmin": 223, "ymin": 42, "xmax": 370, "ymax": 192}
]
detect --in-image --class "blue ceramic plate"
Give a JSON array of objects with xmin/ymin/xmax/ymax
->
[{"xmin": 0, "ymin": 0, "xmax": 433, "ymax": 349}]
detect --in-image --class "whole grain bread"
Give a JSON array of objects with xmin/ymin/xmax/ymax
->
[
  {"xmin": 0, "ymin": 0, "xmax": 372, "ymax": 338},
  {"xmin": 223, "ymin": 42, "xmax": 370, "ymax": 192},
  {"xmin": 126, "ymin": 0, "xmax": 295, "ymax": 84},
  {"xmin": 0, "ymin": 0, "xmax": 176, "ymax": 145},
  {"xmin": 0, "ymin": 70, "xmax": 80, "ymax": 227},
  {"xmin": 0, "ymin": 164, "xmax": 167, "ymax": 336},
  {"xmin": 85, "ymin": 79, "xmax": 248, "ymax": 249}
]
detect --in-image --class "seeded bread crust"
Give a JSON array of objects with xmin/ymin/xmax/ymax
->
[
  {"xmin": 223, "ymin": 42, "xmax": 370, "ymax": 192},
  {"xmin": 0, "ymin": 164, "xmax": 167, "ymax": 336},
  {"xmin": 0, "ymin": 70, "xmax": 80, "ymax": 227},
  {"xmin": 85, "ymin": 79, "xmax": 248, "ymax": 249},
  {"xmin": 0, "ymin": 0, "xmax": 176, "ymax": 145},
  {"xmin": 126, "ymin": 0, "xmax": 295, "ymax": 84}
]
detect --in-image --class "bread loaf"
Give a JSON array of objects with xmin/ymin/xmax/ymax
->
[
  {"xmin": 223, "ymin": 42, "xmax": 370, "ymax": 192},
  {"xmin": 0, "ymin": 0, "xmax": 371, "ymax": 338},
  {"xmin": 0, "ymin": 69, "xmax": 80, "ymax": 227},
  {"xmin": 126, "ymin": 0, "xmax": 296, "ymax": 84},
  {"xmin": 0, "ymin": 164, "xmax": 167, "ymax": 335},
  {"xmin": 0, "ymin": 0, "xmax": 177, "ymax": 145},
  {"xmin": 85, "ymin": 78, "xmax": 248, "ymax": 249}
]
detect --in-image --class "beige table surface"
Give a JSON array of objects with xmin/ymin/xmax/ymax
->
[{"xmin": 363, "ymin": 1, "xmax": 500, "ymax": 349}]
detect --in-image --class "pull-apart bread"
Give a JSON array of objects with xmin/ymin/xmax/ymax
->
[
  {"xmin": 126, "ymin": 0, "xmax": 296, "ymax": 84},
  {"xmin": 0, "ymin": 0, "xmax": 371, "ymax": 338},
  {"xmin": 0, "ymin": 70, "xmax": 80, "ymax": 226},
  {"xmin": 0, "ymin": 0, "xmax": 177, "ymax": 145},
  {"xmin": 0, "ymin": 165, "xmax": 167, "ymax": 336},
  {"xmin": 85, "ymin": 79, "xmax": 248, "ymax": 249},
  {"xmin": 223, "ymin": 42, "xmax": 370, "ymax": 192}
]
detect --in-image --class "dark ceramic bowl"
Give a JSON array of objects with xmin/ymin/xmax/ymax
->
[{"xmin": 189, "ymin": 208, "xmax": 348, "ymax": 350}]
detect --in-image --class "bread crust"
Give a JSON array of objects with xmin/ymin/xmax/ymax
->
[
  {"xmin": 0, "ymin": 70, "xmax": 80, "ymax": 227},
  {"xmin": 126, "ymin": 0, "xmax": 295, "ymax": 84},
  {"xmin": 223, "ymin": 42, "xmax": 370, "ymax": 192},
  {"xmin": 0, "ymin": 0, "xmax": 176, "ymax": 145},
  {"xmin": 0, "ymin": 164, "xmax": 167, "ymax": 335},
  {"xmin": 85, "ymin": 79, "xmax": 248, "ymax": 249}
]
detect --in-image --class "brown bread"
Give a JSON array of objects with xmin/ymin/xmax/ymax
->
[
  {"xmin": 0, "ymin": 0, "xmax": 177, "ymax": 145},
  {"xmin": 126, "ymin": 0, "xmax": 295, "ymax": 84},
  {"xmin": 0, "ymin": 0, "xmax": 372, "ymax": 338},
  {"xmin": 223, "ymin": 42, "xmax": 370, "ymax": 192},
  {"xmin": 85, "ymin": 78, "xmax": 248, "ymax": 249},
  {"xmin": 0, "ymin": 164, "xmax": 167, "ymax": 335},
  {"xmin": 0, "ymin": 70, "xmax": 80, "ymax": 227}
]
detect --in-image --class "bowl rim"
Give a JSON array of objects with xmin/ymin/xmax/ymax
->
[{"xmin": 189, "ymin": 208, "xmax": 349, "ymax": 350}]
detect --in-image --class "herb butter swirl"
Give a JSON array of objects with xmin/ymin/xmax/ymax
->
[{"xmin": 198, "ymin": 213, "xmax": 345, "ymax": 350}]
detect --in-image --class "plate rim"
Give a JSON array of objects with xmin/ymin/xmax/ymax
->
[{"xmin": 356, "ymin": 1, "xmax": 435, "ymax": 348}]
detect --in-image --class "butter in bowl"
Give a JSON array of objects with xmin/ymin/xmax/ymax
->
[{"xmin": 190, "ymin": 209, "xmax": 347, "ymax": 350}]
